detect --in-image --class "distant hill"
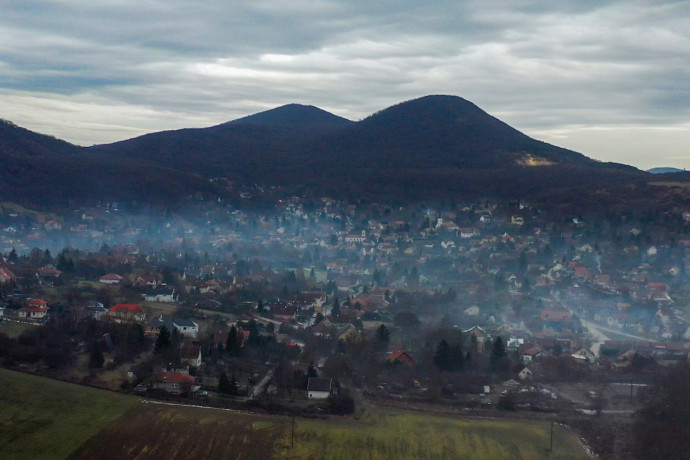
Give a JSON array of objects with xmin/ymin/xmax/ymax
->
[
  {"xmin": 647, "ymin": 167, "xmax": 685, "ymax": 174},
  {"xmin": 2, "ymin": 95, "xmax": 682, "ymax": 211},
  {"xmin": 227, "ymin": 103, "xmax": 352, "ymax": 127},
  {"xmin": 0, "ymin": 120, "xmax": 218, "ymax": 208}
]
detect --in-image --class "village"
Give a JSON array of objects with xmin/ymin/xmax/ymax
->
[{"xmin": 2, "ymin": 194, "xmax": 690, "ymax": 423}]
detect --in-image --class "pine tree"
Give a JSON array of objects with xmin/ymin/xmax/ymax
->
[
  {"xmin": 88, "ymin": 342, "xmax": 104, "ymax": 368},
  {"xmin": 433, "ymin": 339, "xmax": 451, "ymax": 371},
  {"xmin": 154, "ymin": 326, "xmax": 171, "ymax": 353},
  {"xmin": 449, "ymin": 342, "xmax": 464, "ymax": 371},
  {"xmin": 226, "ymin": 325, "xmax": 241, "ymax": 356},
  {"xmin": 218, "ymin": 372, "xmax": 231, "ymax": 394},
  {"xmin": 331, "ymin": 295, "xmax": 341, "ymax": 318},
  {"xmin": 229, "ymin": 374, "xmax": 239, "ymax": 395},
  {"xmin": 375, "ymin": 324, "xmax": 390, "ymax": 344},
  {"xmin": 490, "ymin": 336, "xmax": 506, "ymax": 370}
]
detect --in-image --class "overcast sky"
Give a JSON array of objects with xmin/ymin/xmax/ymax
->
[{"xmin": 1, "ymin": 0, "xmax": 689, "ymax": 170}]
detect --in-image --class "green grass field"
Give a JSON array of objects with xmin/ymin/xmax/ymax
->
[
  {"xmin": 279, "ymin": 408, "xmax": 590, "ymax": 460},
  {"xmin": 0, "ymin": 368, "xmax": 591, "ymax": 459},
  {"xmin": 0, "ymin": 321, "xmax": 38, "ymax": 339},
  {"xmin": 0, "ymin": 368, "xmax": 138, "ymax": 460}
]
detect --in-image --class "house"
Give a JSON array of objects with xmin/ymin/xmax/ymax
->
[
  {"xmin": 145, "ymin": 315, "xmax": 199, "ymax": 339},
  {"xmin": 85, "ymin": 301, "xmax": 108, "ymax": 320},
  {"xmin": 99, "ymin": 273, "xmax": 124, "ymax": 285},
  {"xmin": 174, "ymin": 319, "xmax": 199, "ymax": 339},
  {"xmin": 272, "ymin": 304, "xmax": 298, "ymax": 322},
  {"xmin": 307, "ymin": 377, "xmax": 333, "ymax": 399},
  {"xmin": 36, "ymin": 266, "xmax": 62, "ymax": 285},
  {"xmin": 18, "ymin": 299, "xmax": 50, "ymax": 319},
  {"xmin": 151, "ymin": 371, "xmax": 196, "ymax": 394},
  {"xmin": 142, "ymin": 287, "xmax": 177, "ymax": 303},
  {"xmin": 540, "ymin": 310, "xmax": 572, "ymax": 322},
  {"xmin": 387, "ymin": 349, "xmax": 415, "ymax": 366},
  {"xmin": 360, "ymin": 311, "xmax": 393, "ymax": 330},
  {"xmin": 0, "ymin": 266, "xmax": 17, "ymax": 283},
  {"xmin": 463, "ymin": 325, "xmax": 486, "ymax": 353},
  {"xmin": 518, "ymin": 366, "xmax": 533, "ymax": 381},
  {"xmin": 519, "ymin": 343, "xmax": 550, "ymax": 362},
  {"xmin": 180, "ymin": 343, "xmax": 202, "ymax": 368},
  {"xmin": 108, "ymin": 304, "xmax": 146, "ymax": 322},
  {"xmin": 572, "ymin": 348, "xmax": 597, "ymax": 364}
]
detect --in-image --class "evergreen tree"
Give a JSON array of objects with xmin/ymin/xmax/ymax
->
[
  {"xmin": 154, "ymin": 326, "xmax": 171, "ymax": 353},
  {"xmin": 449, "ymin": 342, "xmax": 464, "ymax": 371},
  {"xmin": 433, "ymin": 339, "xmax": 451, "ymax": 371},
  {"xmin": 226, "ymin": 325, "xmax": 241, "ymax": 356},
  {"xmin": 490, "ymin": 336, "xmax": 506, "ymax": 370},
  {"xmin": 88, "ymin": 341, "xmax": 104, "ymax": 368},
  {"xmin": 42, "ymin": 249, "xmax": 52, "ymax": 266},
  {"xmin": 218, "ymin": 372, "xmax": 231, "ymax": 394},
  {"xmin": 331, "ymin": 295, "xmax": 341, "ymax": 318},
  {"xmin": 8, "ymin": 248, "xmax": 18, "ymax": 264},
  {"xmin": 229, "ymin": 374, "xmax": 239, "ymax": 395},
  {"xmin": 375, "ymin": 324, "xmax": 390, "ymax": 344},
  {"xmin": 307, "ymin": 362, "xmax": 318, "ymax": 378}
]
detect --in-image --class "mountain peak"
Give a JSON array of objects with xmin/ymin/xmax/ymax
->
[{"xmin": 226, "ymin": 103, "xmax": 352, "ymax": 127}]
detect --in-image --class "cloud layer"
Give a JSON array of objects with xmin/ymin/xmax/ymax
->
[{"xmin": 1, "ymin": 0, "xmax": 689, "ymax": 169}]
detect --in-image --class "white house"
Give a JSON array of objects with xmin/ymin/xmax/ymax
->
[
  {"xmin": 142, "ymin": 288, "xmax": 177, "ymax": 303},
  {"xmin": 518, "ymin": 367, "xmax": 533, "ymax": 381},
  {"xmin": 99, "ymin": 273, "xmax": 124, "ymax": 285},
  {"xmin": 307, "ymin": 377, "xmax": 332, "ymax": 399}
]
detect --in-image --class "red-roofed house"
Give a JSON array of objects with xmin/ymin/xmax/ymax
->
[
  {"xmin": 18, "ymin": 299, "xmax": 50, "ymax": 319},
  {"xmin": 0, "ymin": 266, "xmax": 17, "ymax": 283},
  {"xmin": 108, "ymin": 304, "xmax": 146, "ymax": 322},
  {"xmin": 99, "ymin": 273, "xmax": 124, "ymax": 285},
  {"xmin": 387, "ymin": 349, "xmax": 415, "ymax": 366},
  {"xmin": 573, "ymin": 266, "xmax": 589, "ymax": 280},
  {"xmin": 151, "ymin": 371, "xmax": 196, "ymax": 394},
  {"xmin": 540, "ymin": 310, "xmax": 572, "ymax": 322}
]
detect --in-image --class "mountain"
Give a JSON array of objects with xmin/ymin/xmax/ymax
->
[
  {"xmin": 0, "ymin": 95, "xmax": 673, "ymax": 210},
  {"xmin": 227, "ymin": 103, "xmax": 352, "ymax": 127},
  {"xmin": 647, "ymin": 167, "xmax": 685, "ymax": 174},
  {"xmin": 0, "ymin": 120, "xmax": 218, "ymax": 208}
]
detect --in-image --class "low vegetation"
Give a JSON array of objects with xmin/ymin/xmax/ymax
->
[
  {"xmin": 0, "ymin": 368, "xmax": 590, "ymax": 460},
  {"xmin": 279, "ymin": 408, "xmax": 589, "ymax": 460},
  {"xmin": 0, "ymin": 368, "xmax": 137, "ymax": 460}
]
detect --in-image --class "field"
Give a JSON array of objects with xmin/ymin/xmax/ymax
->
[
  {"xmin": 0, "ymin": 369, "xmax": 591, "ymax": 459},
  {"xmin": 0, "ymin": 368, "xmax": 138, "ymax": 460},
  {"xmin": 71, "ymin": 403, "xmax": 289, "ymax": 460},
  {"xmin": 280, "ymin": 408, "xmax": 590, "ymax": 460}
]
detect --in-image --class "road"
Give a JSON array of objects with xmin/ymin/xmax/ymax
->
[
  {"xmin": 552, "ymin": 294, "xmax": 654, "ymax": 357},
  {"xmin": 249, "ymin": 368, "xmax": 274, "ymax": 399},
  {"xmin": 579, "ymin": 318, "xmax": 611, "ymax": 356}
]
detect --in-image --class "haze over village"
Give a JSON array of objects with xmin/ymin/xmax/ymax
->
[{"xmin": 3, "ymin": 1, "xmax": 690, "ymax": 459}]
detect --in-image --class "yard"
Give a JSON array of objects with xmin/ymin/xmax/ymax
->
[{"xmin": 0, "ymin": 320, "xmax": 38, "ymax": 338}]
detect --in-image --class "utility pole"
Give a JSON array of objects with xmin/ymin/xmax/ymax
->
[
  {"xmin": 550, "ymin": 420, "xmax": 554, "ymax": 453},
  {"xmin": 291, "ymin": 416, "xmax": 295, "ymax": 448}
]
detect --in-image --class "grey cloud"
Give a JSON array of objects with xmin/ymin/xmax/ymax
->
[{"xmin": 1, "ymin": 0, "xmax": 689, "ymax": 169}]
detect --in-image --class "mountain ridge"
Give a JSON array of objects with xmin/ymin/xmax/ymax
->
[{"xmin": 0, "ymin": 95, "xmax": 666, "ymax": 211}]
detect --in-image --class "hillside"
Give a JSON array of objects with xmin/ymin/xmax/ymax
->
[
  {"xmin": 0, "ymin": 120, "xmax": 219, "ymax": 208},
  {"xmin": 1, "ymin": 95, "xmax": 676, "ymax": 209}
]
